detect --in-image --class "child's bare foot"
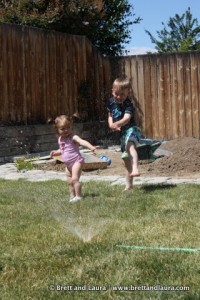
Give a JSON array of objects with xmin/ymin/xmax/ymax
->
[
  {"xmin": 130, "ymin": 168, "xmax": 140, "ymax": 177},
  {"xmin": 130, "ymin": 172, "xmax": 140, "ymax": 177},
  {"xmin": 123, "ymin": 186, "xmax": 133, "ymax": 192}
]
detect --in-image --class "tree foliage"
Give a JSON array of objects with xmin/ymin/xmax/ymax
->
[
  {"xmin": 145, "ymin": 7, "xmax": 200, "ymax": 53},
  {"xmin": 0, "ymin": 0, "xmax": 141, "ymax": 56}
]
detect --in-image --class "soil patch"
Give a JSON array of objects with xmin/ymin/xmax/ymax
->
[{"xmin": 39, "ymin": 137, "xmax": 200, "ymax": 178}]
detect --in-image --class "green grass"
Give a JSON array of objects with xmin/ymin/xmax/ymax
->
[
  {"xmin": 15, "ymin": 158, "xmax": 35, "ymax": 171},
  {"xmin": 0, "ymin": 179, "xmax": 199, "ymax": 300}
]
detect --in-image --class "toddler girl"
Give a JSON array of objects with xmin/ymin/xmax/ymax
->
[{"xmin": 50, "ymin": 115, "xmax": 97, "ymax": 202}]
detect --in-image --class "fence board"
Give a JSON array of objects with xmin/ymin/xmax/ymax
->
[
  {"xmin": 136, "ymin": 57, "xmax": 145, "ymax": 132},
  {"xmin": 0, "ymin": 25, "xmax": 4, "ymax": 122},
  {"xmin": 197, "ymin": 54, "xmax": 200, "ymax": 138},
  {"xmin": 176, "ymin": 55, "xmax": 185, "ymax": 137},
  {"xmin": 149, "ymin": 55, "xmax": 159, "ymax": 138},
  {"xmin": 11, "ymin": 27, "xmax": 23, "ymax": 123},
  {"xmin": 66, "ymin": 35, "xmax": 74, "ymax": 116},
  {"xmin": 163, "ymin": 54, "xmax": 172, "ymax": 139},
  {"xmin": 130, "ymin": 57, "xmax": 138, "ymax": 100},
  {"xmin": 55, "ymin": 33, "xmax": 62, "ymax": 116},
  {"xmin": 184, "ymin": 53, "xmax": 193, "ymax": 137},
  {"xmin": 35, "ymin": 29, "xmax": 46, "ymax": 122},
  {"xmin": 1, "ymin": 25, "xmax": 11, "ymax": 123},
  {"xmin": 73, "ymin": 35, "xmax": 81, "ymax": 115},
  {"xmin": 190, "ymin": 53, "xmax": 200, "ymax": 136},
  {"xmin": 61, "ymin": 37, "xmax": 69, "ymax": 116},
  {"xmin": 143, "ymin": 56, "xmax": 152, "ymax": 137},
  {"xmin": 97, "ymin": 51, "xmax": 104, "ymax": 119},
  {"xmin": 29, "ymin": 28, "xmax": 37, "ymax": 123},
  {"xmin": 50, "ymin": 31, "xmax": 58, "ymax": 118},
  {"xmin": 157, "ymin": 55, "xmax": 166, "ymax": 138},
  {"xmin": 169, "ymin": 54, "xmax": 179, "ymax": 138},
  {"xmin": 102, "ymin": 57, "xmax": 112, "ymax": 120},
  {"xmin": 93, "ymin": 50, "xmax": 100, "ymax": 119},
  {"xmin": 7, "ymin": 26, "xmax": 15, "ymax": 121},
  {"xmin": 124, "ymin": 56, "xmax": 131, "ymax": 82}
]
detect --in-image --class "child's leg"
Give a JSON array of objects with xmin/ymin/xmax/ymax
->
[
  {"xmin": 126, "ymin": 142, "xmax": 140, "ymax": 177},
  {"xmin": 71, "ymin": 162, "xmax": 83, "ymax": 197},
  {"xmin": 123, "ymin": 158, "xmax": 134, "ymax": 191},
  {"xmin": 65, "ymin": 167, "xmax": 75, "ymax": 198}
]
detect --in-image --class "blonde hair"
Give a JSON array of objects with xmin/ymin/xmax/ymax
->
[
  {"xmin": 112, "ymin": 78, "xmax": 131, "ymax": 91},
  {"xmin": 54, "ymin": 115, "xmax": 72, "ymax": 133}
]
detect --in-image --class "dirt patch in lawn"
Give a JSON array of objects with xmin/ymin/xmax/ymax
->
[{"xmin": 39, "ymin": 137, "xmax": 200, "ymax": 179}]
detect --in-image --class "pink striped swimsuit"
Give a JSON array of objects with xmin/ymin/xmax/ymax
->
[{"xmin": 58, "ymin": 135, "xmax": 84, "ymax": 169}]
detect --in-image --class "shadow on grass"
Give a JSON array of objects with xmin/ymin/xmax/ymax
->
[
  {"xmin": 141, "ymin": 183, "xmax": 176, "ymax": 192},
  {"xmin": 83, "ymin": 192, "xmax": 100, "ymax": 198}
]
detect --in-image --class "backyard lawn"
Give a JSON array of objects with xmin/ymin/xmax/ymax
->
[{"xmin": 0, "ymin": 179, "xmax": 199, "ymax": 299}]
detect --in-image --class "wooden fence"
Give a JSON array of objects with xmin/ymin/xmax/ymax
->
[
  {"xmin": 0, "ymin": 23, "xmax": 112, "ymax": 125},
  {"xmin": 113, "ymin": 52, "xmax": 200, "ymax": 139},
  {"xmin": 0, "ymin": 23, "xmax": 199, "ymax": 140}
]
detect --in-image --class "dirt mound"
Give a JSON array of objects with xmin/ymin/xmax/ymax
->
[
  {"xmin": 145, "ymin": 137, "xmax": 200, "ymax": 177},
  {"xmin": 39, "ymin": 137, "xmax": 200, "ymax": 178}
]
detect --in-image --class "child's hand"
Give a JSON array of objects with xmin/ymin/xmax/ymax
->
[
  {"xmin": 50, "ymin": 150, "xmax": 61, "ymax": 158},
  {"xmin": 90, "ymin": 146, "xmax": 99, "ymax": 153},
  {"xmin": 110, "ymin": 123, "xmax": 121, "ymax": 131},
  {"xmin": 50, "ymin": 151, "xmax": 56, "ymax": 158}
]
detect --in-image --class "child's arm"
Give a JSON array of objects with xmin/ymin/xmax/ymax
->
[
  {"xmin": 73, "ymin": 135, "xmax": 97, "ymax": 152},
  {"xmin": 108, "ymin": 113, "xmax": 113, "ymax": 128},
  {"xmin": 108, "ymin": 113, "xmax": 131, "ymax": 131},
  {"xmin": 50, "ymin": 149, "xmax": 62, "ymax": 158},
  {"xmin": 113, "ymin": 113, "xmax": 131, "ymax": 128},
  {"xmin": 108, "ymin": 112, "xmax": 121, "ymax": 131}
]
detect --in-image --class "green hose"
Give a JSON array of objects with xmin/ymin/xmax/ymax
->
[{"xmin": 116, "ymin": 245, "xmax": 200, "ymax": 253}]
